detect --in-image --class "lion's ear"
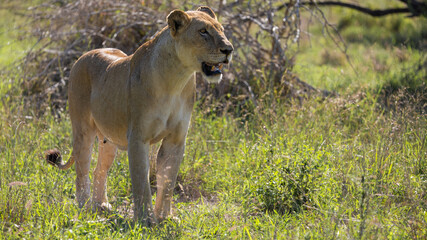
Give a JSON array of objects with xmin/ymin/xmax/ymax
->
[
  {"xmin": 167, "ymin": 10, "xmax": 190, "ymax": 37},
  {"xmin": 197, "ymin": 6, "xmax": 216, "ymax": 20}
]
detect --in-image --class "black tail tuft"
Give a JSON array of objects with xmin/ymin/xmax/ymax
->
[{"xmin": 45, "ymin": 149, "xmax": 62, "ymax": 166}]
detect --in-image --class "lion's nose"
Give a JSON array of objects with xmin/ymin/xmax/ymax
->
[
  {"xmin": 220, "ymin": 45, "xmax": 233, "ymax": 56},
  {"xmin": 220, "ymin": 42, "xmax": 233, "ymax": 63}
]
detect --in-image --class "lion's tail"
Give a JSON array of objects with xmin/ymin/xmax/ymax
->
[{"xmin": 45, "ymin": 149, "xmax": 74, "ymax": 170}]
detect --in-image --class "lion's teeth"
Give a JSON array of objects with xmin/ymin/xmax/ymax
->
[
  {"xmin": 218, "ymin": 64, "xmax": 223, "ymax": 70},
  {"xmin": 211, "ymin": 65, "xmax": 216, "ymax": 71}
]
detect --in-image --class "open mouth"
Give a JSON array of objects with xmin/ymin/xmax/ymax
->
[{"xmin": 202, "ymin": 62, "xmax": 224, "ymax": 76}]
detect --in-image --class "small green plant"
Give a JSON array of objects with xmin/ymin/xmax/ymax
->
[{"xmin": 252, "ymin": 145, "xmax": 325, "ymax": 214}]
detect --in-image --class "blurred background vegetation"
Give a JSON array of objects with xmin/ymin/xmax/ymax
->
[{"xmin": 1, "ymin": 0, "xmax": 425, "ymax": 118}]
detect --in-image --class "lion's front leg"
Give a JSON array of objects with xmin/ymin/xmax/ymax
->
[
  {"xmin": 154, "ymin": 138, "xmax": 185, "ymax": 221},
  {"xmin": 128, "ymin": 133, "xmax": 157, "ymax": 226}
]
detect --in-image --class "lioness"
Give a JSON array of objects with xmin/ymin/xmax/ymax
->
[{"xmin": 45, "ymin": 6, "xmax": 233, "ymax": 225}]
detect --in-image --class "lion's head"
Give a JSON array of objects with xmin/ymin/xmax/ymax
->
[{"xmin": 167, "ymin": 6, "xmax": 233, "ymax": 83}]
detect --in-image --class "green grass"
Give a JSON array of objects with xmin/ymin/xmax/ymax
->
[
  {"xmin": 1, "ymin": 87, "xmax": 425, "ymax": 238},
  {"xmin": 1, "ymin": 1, "xmax": 426, "ymax": 239}
]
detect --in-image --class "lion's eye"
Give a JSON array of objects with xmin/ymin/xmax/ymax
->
[{"xmin": 199, "ymin": 29, "xmax": 208, "ymax": 35}]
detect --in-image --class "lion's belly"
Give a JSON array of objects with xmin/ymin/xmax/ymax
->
[
  {"xmin": 93, "ymin": 115, "xmax": 128, "ymax": 149},
  {"xmin": 90, "ymin": 76, "xmax": 129, "ymax": 149},
  {"xmin": 91, "ymin": 103, "xmax": 129, "ymax": 149}
]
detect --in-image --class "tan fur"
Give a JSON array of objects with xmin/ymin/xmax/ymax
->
[{"xmin": 46, "ymin": 7, "xmax": 233, "ymax": 225}]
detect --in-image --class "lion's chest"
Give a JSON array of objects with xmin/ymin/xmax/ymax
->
[{"xmin": 144, "ymin": 96, "xmax": 192, "ymax": 145}]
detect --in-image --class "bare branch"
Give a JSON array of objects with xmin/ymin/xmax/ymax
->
[
  {"xmin": 278, "ymin": 0, "xmax": 427, "ymax": 17},
  {"xmin": 303, "ymin": 1, "xmax": 410, "ymax": 17}
]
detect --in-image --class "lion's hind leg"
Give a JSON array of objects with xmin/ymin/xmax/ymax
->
[
  {"xmin": 92, "ymin": 133, "xmax": 117, "ymax": 212},
  {"xmin": 70, "ymin": 120, "xmax": 97, "ymax": 209}
]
